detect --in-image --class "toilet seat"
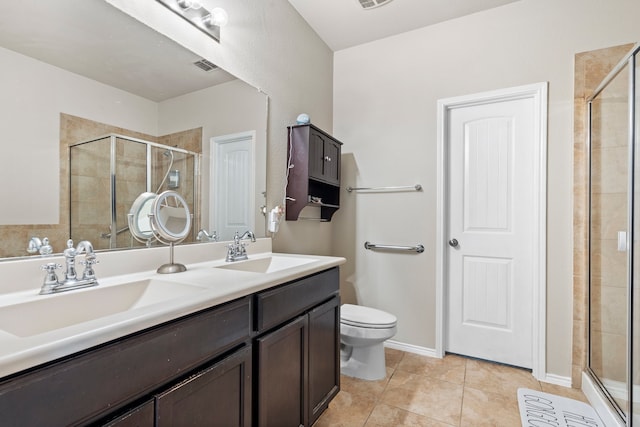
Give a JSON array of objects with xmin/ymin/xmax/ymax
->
[{"xmin": 341, "ymin": 304, "xmax": 397, "ymax": 329}]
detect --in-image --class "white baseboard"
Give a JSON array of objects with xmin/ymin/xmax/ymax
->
[
  {"xmin": 538, "ymin": 373, "xmax": 572, "ymax": 388},
  {"xmin": 384, "ymin": 340, "xmax": 438, "ymax": 358},
  {"xmin": 582, "ymin": 372, "xmax": 624, "ymax": 427}
]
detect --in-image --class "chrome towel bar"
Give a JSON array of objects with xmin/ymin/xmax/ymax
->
[
  {"xmin": 346, "ymin": 184, "xmax": 422, "ymax": 193},
  {"xmin": 364, "ymin": 241, "xmax": 425, "ymax": 253}
]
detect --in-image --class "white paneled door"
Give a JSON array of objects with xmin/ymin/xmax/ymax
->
[
  {"xmin": 445, "ymin": 93, "xmax": 539, "ymax": 369},
  {"xmin": 211, "ymin": 132, "xmax": 255, "ymax": 242}
]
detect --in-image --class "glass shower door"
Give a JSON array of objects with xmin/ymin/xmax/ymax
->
[
  {"xmin": 589, "ymin": 59, "xmax": 630, "ymax": 420},
  {"xmin": 633, "ymin": 50, "xmax": 639, "ymax": 426}
]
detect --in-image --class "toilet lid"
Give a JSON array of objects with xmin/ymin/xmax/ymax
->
[{"xmin": 341, "ymin": 304, "xmax": 397, "ymax": 328}]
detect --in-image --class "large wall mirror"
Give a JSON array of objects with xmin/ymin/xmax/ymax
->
[{"xmin": 0, "ymin": 0, "xmax": 267, "ymax": 259}]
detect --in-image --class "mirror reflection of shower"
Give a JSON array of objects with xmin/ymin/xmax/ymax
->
[{"xmin": 69, "ymin": 133, "xmax": 200, "ymax": 250}]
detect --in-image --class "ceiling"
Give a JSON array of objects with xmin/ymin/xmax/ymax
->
[
  {"xmin": 0, "ymin": 0, "xmax": 523, "ymax": 100},
  {"xmin": 287, "ymin": 0, "xmax": 522, "ymax": 51},
  {"xmin": 0, "ymin": 0, "xmax": 235, "ymax": 102}
]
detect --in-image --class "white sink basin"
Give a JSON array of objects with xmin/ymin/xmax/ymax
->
[
  {"xmin": 215, "ymin": 255, "xmax": 316, "ymax": 274},
  {"xmin": 0, "ymin": 279, "xmax": 206, "ymax": 337}
]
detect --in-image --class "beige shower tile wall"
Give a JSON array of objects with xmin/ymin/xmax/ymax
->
[
  {"xmin": 158, "ymin": 128, "xmax": 202, "ymax": 243},
  {"xmin": 114, "ymin": 138, "xmax": 148, "ymax": 249},
  {"xmin": 573, "ymin": 43, "xmax": 633, "ymax": 387}
]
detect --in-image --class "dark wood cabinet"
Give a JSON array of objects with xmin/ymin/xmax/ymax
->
[
  {"xmin": 256, "ymin": 316, "xmax": 307, "ymax": 427},
  {"xmin": 104, "ymin": 401, "xmax": 154, "ymax": 427},
  {"xmin": 286, "ymin": 124, "xmax": 343, "ymax": 221},
  {"xmin": 0, "ymin": 268, "xmax": 340, "ymax": 427},
  {"xmin": 0, "ymin": 297, "xmax": 252, "ymax": 427},
  {"xmin": 254, "ymin": 268, "xmax": 340, "ymax": 427},
  {"xmin": 307, "ymin": 296, "xmax": 340, "ymax": 426},
  {"xmin": 157, "ymin": 345, "xmax": 252, "ymax": 427}
]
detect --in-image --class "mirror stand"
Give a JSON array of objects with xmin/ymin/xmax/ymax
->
[{"xmin": 157, "ymin": 242, "xmax": 187, "ymax": 274}]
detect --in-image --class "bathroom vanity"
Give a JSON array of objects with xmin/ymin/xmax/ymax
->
[{"xmin": 0, "ymin": 243, "xmax": 343, "ymax": 427}]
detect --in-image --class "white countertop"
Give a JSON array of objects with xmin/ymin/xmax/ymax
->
[{"xmin": 0, "ymin": 249, "xmax": 345, "ymax": 378}]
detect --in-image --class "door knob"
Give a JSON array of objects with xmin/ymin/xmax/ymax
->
[{"xmin": 448, "ymin": 238, "xmax": 459, "ymax": 248}]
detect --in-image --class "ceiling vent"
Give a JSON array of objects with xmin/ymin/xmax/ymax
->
[
  {"xmin": 193, "ymin": 59, "xmax": 218, "ymax": 72},
  {"xmin": 357, "ymin": 0, "xmax": 393, "ymax": 9}
]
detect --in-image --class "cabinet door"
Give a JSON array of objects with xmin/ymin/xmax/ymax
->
[
  {"xmin": 257, "ymin": 315, "xmax": 307, "ymax": 427},
  {"xmin": 156, "ymin": 346, "xmax": 252, "ymax": 427},
  {"xmin": 307, "ymin": 296, "xmax": 341, "ymax": 425},
  {"xmin": 322, "ymin": 139, "xmax": 340, "ymax": 185},
  {"xmin": 308, "ymin": 130, "xmax": 326, "ymax": 182},
  {"xmin": 103, "ymin": 400, "xmax": 154, "ymax": 427}
]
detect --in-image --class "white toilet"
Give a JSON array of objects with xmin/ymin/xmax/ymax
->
[{"xmin": 340, "ymin": 304, "xmax": 397, "ymax": 381}]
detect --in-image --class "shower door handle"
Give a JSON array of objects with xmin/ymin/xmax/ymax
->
[{"xmin": 448, "ymin": 238, "xmax": 459, "ymax": 248}]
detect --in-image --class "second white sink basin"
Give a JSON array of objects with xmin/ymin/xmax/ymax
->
[
  {"xmin": 0, "ymin": 279, "xmax": 206, "ymax": 337},
  {"xmin": 215, "ymin": 255, "xmax": 316, "ymax": 274}
]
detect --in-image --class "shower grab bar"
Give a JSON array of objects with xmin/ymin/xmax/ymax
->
[
  {"xmin": 346, "ymin": 184, "xmax": 422, "ymax": 193},
  {"xmin": 101, "ymin": 226, "xmax": 130, "ymax": 239},
  {"xmin": 364, "ymin": 241, "xmax": 425, "ymax": 253}
]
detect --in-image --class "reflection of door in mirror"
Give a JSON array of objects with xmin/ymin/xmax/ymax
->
[{"xmin": 211, "ymin": 132, "xmax": 256, "ymax": 241}]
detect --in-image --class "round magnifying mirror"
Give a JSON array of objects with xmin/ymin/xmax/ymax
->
[
  {"xmin": 149, "ymin": 191, "xmax": 192, "ymax": 274},
  {"xmin": 128, "ymin": 192, "xmax": 157, "ymax": 244},
  {"xmin": 150, "ymin": 191, "xmax": 191, "ymax": 244}
]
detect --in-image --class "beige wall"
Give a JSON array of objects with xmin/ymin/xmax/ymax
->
[
  {"xmin": 0, "ymin": 46, "xmax": 158, "ymax": 226},
  {"xmin": 332, "ymin": 0, "xmax": 640, "ymax": 380},
  {"xmin": 107, "ymin": 0, "xmax": 336, "ymax": 256}
]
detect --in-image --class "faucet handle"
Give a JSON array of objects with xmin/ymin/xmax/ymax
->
[
  {"xmin": 41, "ymin": 262, "xmax": 62, "ymax": 272},
  {"xmin": 80, "ymin": 257, "xmax": 99, "ymax": 280},
  {"xmin": 81, "ymin": 257, "xmax": 99, "ymax": 267},
  {"xmin": 40, "ymin": 263, "xmax": 61, "ymax": 293}
]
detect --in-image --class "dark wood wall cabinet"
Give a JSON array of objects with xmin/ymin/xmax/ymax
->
[
  {"xmin": 0, "ymin": 267, "xmax": 340, "ymax": 427},
  {"xmin": 286, "ymin": 124, "xmax": 343, "ymax": 221}
]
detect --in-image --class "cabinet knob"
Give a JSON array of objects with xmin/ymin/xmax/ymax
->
[{"xmin": 324, "ymin": 156, "xmax": 332, "ymax": 162}]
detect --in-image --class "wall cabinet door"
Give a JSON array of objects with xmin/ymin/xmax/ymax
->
[
  {"xmin": 308, "ymin": 130, "xmax": 326, "ymax": 182},
  {"xmin": 256, "ymin": 315, "xmax": 307, "ymax": 427},
  {"xmin": 307, "ymin": 296, "xmax": 340, "ymax": 426},
  {"xmin": 320, "ymin": 139, "xmax": 340, "ymax": 185},
  {"xmin": 308, "ymin": 129, "xmax": 340, "ymax": 186},
  {"xmin": 156, "ymin": 346, "xmax": 252, "ymax": 427}
]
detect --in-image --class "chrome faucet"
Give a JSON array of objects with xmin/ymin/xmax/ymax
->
[
  {"xmin": 196, "ymin": 229, "xmax": 218, "ymax": 242},
  {"xmin": 27, "ymin": 236, "xmax": 53, "ymax": 255},
  {"xmin": 39, "ymin": 239, "xmax": 99, "ymax": 295},
  {"xmin": 226, "ymin": 231, "xmax": 256, "ymax": 262}
]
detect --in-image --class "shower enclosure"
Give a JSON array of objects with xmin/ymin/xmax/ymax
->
[
  {"xmin": 69, "ymin": 134, "xmax": 200, "ymax": 250},
  {"xmin": 588, "ymin": 43, "xmax": 639, "ymax": 426}
]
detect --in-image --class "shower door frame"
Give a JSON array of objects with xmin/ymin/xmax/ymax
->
[
  {"xmin": 69, "ymin": 133, "xmax": 201, "ymax": 249},
  {"xmin": 586, "ymin": 42, "xmax": 640, "ymax": 427}
]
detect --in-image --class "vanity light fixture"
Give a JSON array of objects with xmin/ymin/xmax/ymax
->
[{"xmin": 156, "ymin": 0, "xmax": 228, "ymax": 42}]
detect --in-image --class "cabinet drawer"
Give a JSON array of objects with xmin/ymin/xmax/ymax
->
[
  {"xmin": 0, "ymin": 296, "xmax": 252, "ymax": 427},
  {"xmin": 255, "ymin": 268, "xmax": 339, "ymax": 333}
]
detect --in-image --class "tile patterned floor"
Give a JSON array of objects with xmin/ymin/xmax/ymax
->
[{"xmin": 314, "ymin": 349, "xmax": 589, "ymax": 427}]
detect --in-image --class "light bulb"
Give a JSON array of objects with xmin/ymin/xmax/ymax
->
[{"xmin": 209, "ymin": 7, "xmax": 228, "ymax": 27}]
